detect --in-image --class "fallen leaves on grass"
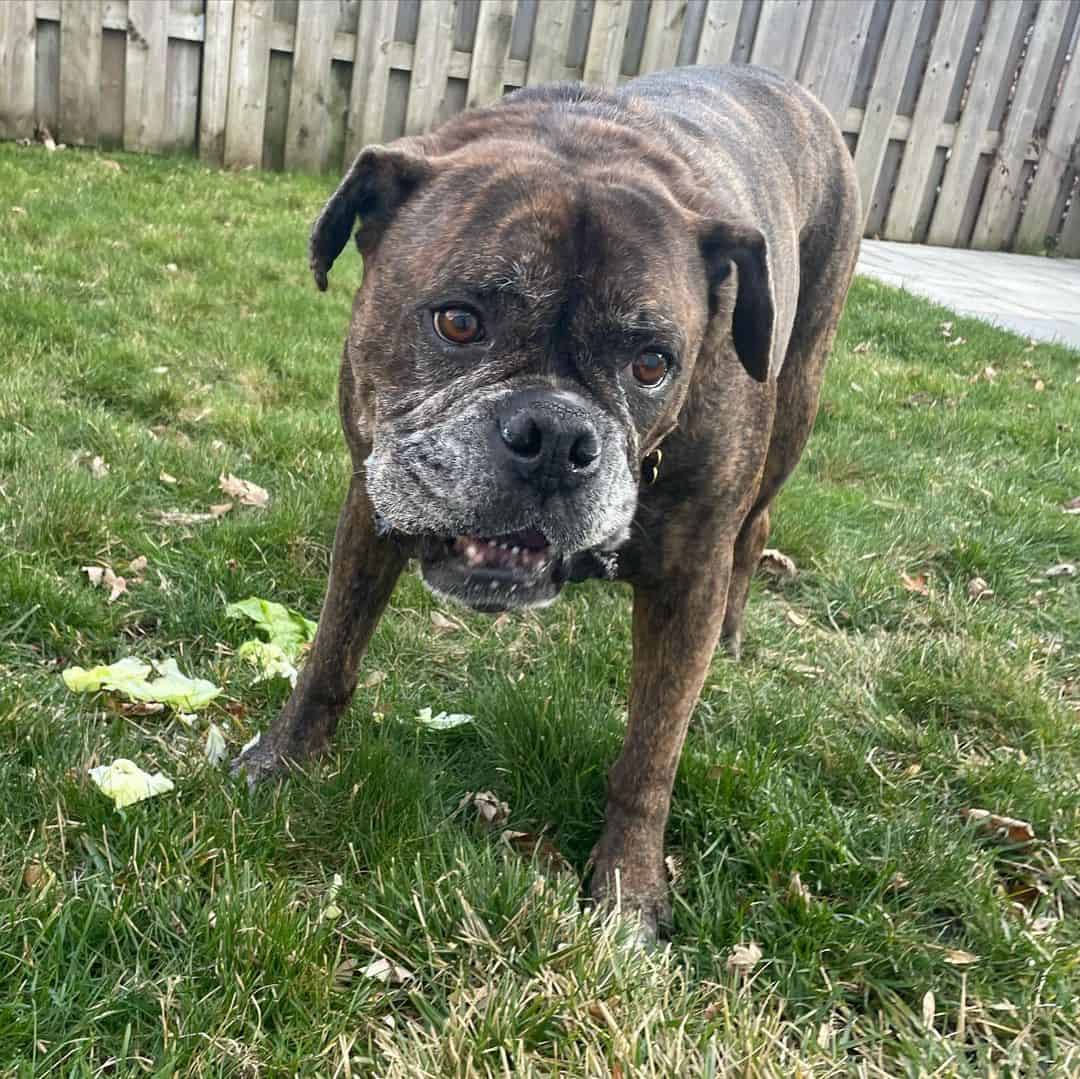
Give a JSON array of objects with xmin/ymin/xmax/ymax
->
[
  {"xmin": 63, "ymin": 656, "xmax": 222, "ymax": 710},
  {"xmin": 922, "ymin": 990, "xmax": 935, "ymax": 1030},
  {"xmin": 219, "ymin": 473, "xmax": 269, "ymax": 508},
  {"xmin": 1063, "ymin": 496, "xmax": 1080, "ymax": 515},
  {"xmin": 321, "ymin": 873, "xmax": 344, "ymax": 922},
  {"xmin": 362, "ymin": 670, "xmax": 387, "ymax": 688},
  {"xmin": 759, "ymin": 548, "xmax": 797, "ymax": 578},
  {"xmin": 787, "ymin": 870, "xmax": 812, "ymax": 907},
  {"xmin": 852, "ymin": 340, "xmax": 872, "ymax": 353},
  {"xmin": 204, "ymin": 723, "xmax": 228, "ymax": 766},
  {"xmin": 1045, "ymin": 562, "xmax": 1076, "ymax": 578},
  {"xmin": 155, "ymin": 503, "xmax": 233, "ymax": 526},
  {"xmin": 502, "ymin": 830, "xmax": 575, "ymax": 878},
  {"xmin": 88, "ymin": 758, "xmax": 175, "ymax": 808},
  {"xmin": 961, "ymin": 808, "xmax": 1036, "ymax": 845},
  {"xmin": 415, "ymin": 707, "xmax": 473, "ymax": 731},
  {"xmin": 900, "ymin": 572, "xmax": 929, "ymax": 596},
  {"xmin": 430, "ymin": 609, "xmax": 461, "ymax": 631},
  {"xmin": 360, "ymin": 957, "xmax": 414, "ymax": 986},
  {"xmin": 967, "ymin": 576, "xmax": 994, "ymax": 601},
  {"xmin": 227, "ymin": 596, "xmax": 317, "ymax": 685},
  {"xmin": 726, "ymin": 941, "xmax": 762, "ymax": 975},
  {"xmin": 459, "ymin": 790, "xmax": 510, "ymax": 826},
  {"xmin": 90, "ymin": 455, "xmax": 110, "ymax": 479},
  {"xmin": 785, "ymin": 609, "xmax": 809, "ymax": 628},
  {"xmin": 159, "ymin": 471, "xmax": 178, "ymax": 485},
  {"xmin": 83, "ymin": 565, "xmax": 127, "ymax": 602},
  {"xmin": 943, "ymin": 949, "xmax": 979, "ymax": 966}
]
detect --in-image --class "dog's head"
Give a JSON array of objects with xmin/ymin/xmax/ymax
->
[{"xmin": 310, "ymin": 112, "xmax": 776, "ymax": 612}]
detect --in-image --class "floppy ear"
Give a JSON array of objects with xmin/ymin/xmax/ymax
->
[
  {"xmin": 309, "ymin": 145, "xmax": 432, "ymax": 291},
  {"xmin": 700, "ymin": 220, "xmax": 778, "ymax": 383}
]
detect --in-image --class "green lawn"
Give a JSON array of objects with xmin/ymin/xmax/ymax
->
[{"xmin": 1, "ymin": 143, "xmax": 1078, "ymax": 1077}]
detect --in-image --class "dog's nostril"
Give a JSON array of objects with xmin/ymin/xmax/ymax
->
[
  {"xmin": 569, "ymin": 430, "xmax": 600, "ymax": 468},
  {"xmin": 500, "ymin": 412, "xmax": 543, "ymax": 459}
]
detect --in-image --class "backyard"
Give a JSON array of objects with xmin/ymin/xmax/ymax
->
[{"xmin": 1, "ymin": 143, "xmax": 1078, "ymax": 1075}]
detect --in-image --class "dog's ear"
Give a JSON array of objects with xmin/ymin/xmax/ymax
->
[
  {"xmin": 309, "ymin": 145, "xmax": 432, "ymax": 291},
  {"xmin": 700, "ymin": 220, "xmax": 777, "ymax": 382}
]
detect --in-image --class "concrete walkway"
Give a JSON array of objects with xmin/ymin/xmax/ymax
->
[{"xmin": 856, "ymin": 239, "xmax": 1080, "ymax": 350}]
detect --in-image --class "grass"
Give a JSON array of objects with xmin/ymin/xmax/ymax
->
[{"xmin": 1, "ymin": 141, "xmax": 1078, "ymax": 1077}]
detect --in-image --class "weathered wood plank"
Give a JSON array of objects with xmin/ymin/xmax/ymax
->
[
  {"xmin": 1014, "ymin": 42, "xmax": 1080, "ymax": 252},
  {"xmin": 883, "ymin": 0, "xmax": 981, "ymax": 243},
  {"xmin": 124, "ymin": 0, "xmax": 170, "ymax": 152},
  {"xmin": 750, "ymin": 0, "xmax": 811, "ymax": 80},
  {"xmin": 284, "ymin": 0, "xmax": 338, "ymax": 171},
  {"xmin": 525, "ymin": 0, "xmax": 574, "ymax": 85},
  {"xmin": 0, "ymin": 1, "xmax": 36, "ymax": 140},
  {"xmin": 926, "ymin": 0, "xmax": 1030, "ymax": 248},
  {"xmin": 199, "ymin": 0, "xmax": 234, "ymax": 164},
  {"xmin": 695, "ymin": 0, "xmax": 742, "ymax": 64},
  {"xmin": 164, "ymin": 37, "xmax": 202, "ymax": 152},
  {"xmin": 972, "ymin": 1, "xmax": 1078, "ymax": 250},
  {"xmin": 404, "ymin": 0, "xmax": 456, "ymax": 134},
  {"xmin": 58, "ymin": 0, "xmax": 103, "ymax": 145},
  {"xmin": 852, "ymin": 0, "xmax": 924, "ymax": 225},
  {"xmin": 223, "ymin": 0, "xmax": 272, "ymax": 168},
  {"xmin": 466, "ymin": 0, "xmax": 515, "ymax": 107},
  {"xmin": 583, "ymin": 0, "xmax": 631, "ymax": 89},
  {"xmin": 797, "ymin": 0, "xmax": 874, "ymax": 123},
  {"xmin": 639, "ymin": 0, "xmax": 687, "ymax": 75},
  {"xmin": 99, "ymin": 27, "xmax": 125, "ymax": 148},
  {"xmin": 37, "ymin": 0, "xmax": 205, "ymax": 41},
  {"xmin": 346, "ymin": 0, "xmax": 397, "ymax": 157},
  {"xmin": 1058, "ymin": 194, "xmax": 1080, "ymax": 258}
]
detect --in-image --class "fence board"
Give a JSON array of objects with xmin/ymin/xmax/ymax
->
[
  {"xmin": 852, "ymin": 0, "xmax": 924, "ymax": 225},
  {"xmin": 467, "ymin": 0, "xmax": 515, "ymax": 106},
  {"xmin": 525, "ymin": 0, "xmax": 574, "ymax": 84},
  {"xmin": 883, "ymin": 1, "xmax": 981, "ymax": 243},
  {"xmin": 972, "ymin": 1, "xmax": 1078, "ymax": 250},
  {"xmin": 1059, "ymin": 193, "xmax": 1080, "ymax": 258},
  {"xmin": 404, "ymin": 0, "xmax": 456, "ymax": 134},
  {"xmin": 223, "ymin": 0, "xmax": 271, "ymax": 167},
  {"xmin": 58, "ymin": 0, "xmax": 103, "ymax": 145},
  {"xmin": 199, "ymin": 0, "xmax": 234, "ymax": 164},
  {"xmin": 0, "ymin": 1, "xmax": 36, "ymax": 140},
  {"xmin": 750, "ymin": 0, "xmax": 811, "ymax": 79},
  {"xmin": 1014, "ymin": 50, "xmax": 1080, "ymax": 252},
  {"xmin": 640, "ymin": 0, "xmax": 687, "ymax": 75},
  {"xmin": 583, "ymin": 0, "xmax": 631, "ymax": 89},
  {"xmin": 124, "ymin": 0, "xmax": 170, "ymax": 152},
  {"xmin": 346, "ymin": 0, "xmax": 397, "ymax": 157},
  {"xmin": 797, "ymin": 0, "xmax": 874, "ymax": 124},
  {"xmin": 165, "ymin": 38, "xmax": 201, "ymax": 151},
  {"xmin": 284, "ymin": 0, "xmax": 337, "ymax": 170},
  {"xmin": 99, "ymin": 28, "xmax": 125, "ymax": 147},
  {"xmin": 926, "ymin": 0, "xmax": 1030, "ymax": 248},
  {"xmin": 695, "ymin": 0, "xmax": 742, "ymax": 64}
]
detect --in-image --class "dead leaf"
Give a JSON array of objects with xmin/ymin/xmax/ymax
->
[
  {"xmin": 946, "ymin": 336, "xmax": 967, "ymax": 348},
  {"xmin": 11, "ymin": 206, "xmax": 26, "ymax": 215},
  {"xmin": 944, "ymin": 949, "xmax": 978, "ymax": 966},
  {"xmin": 726, "ymin": 941, "xmax": 762, "ymax": 974},
  {"xmin": 787, "ymin": 870, "xmax": 812, "ymax": 907},
  {"xmin": 23, "ymin": 861, "xmax": 45, "ymax": 889},
  {"xmin": 922, "ymin": 990, "xmax": 935, "ymax": 1029},
  {"xmin": 940, "ymin": 321, "xmax": 953, "ymax": 337},
  {"xmin": 852, "ymin": 340, "xmax": 871, "ymax": 354},
  {"xmin": 82, "ymin": 566, "xmax": 105, "ymax": 588},
  {"xmin": 362, "ymin": 670, "xmax": 387, "ymax": 688},
  {"xmin": 100, "ymin": 159, "xmax": 122, "ymax": 172},
  {"xmin": 1033, "ymin": 379, "xmax": 1045, "ymax": 392},
  {"xmin": 961, "ymin": 808, "xmax": 1036, "ymax": 845},
  {"xmin": 117, "ymin": 700, "xmax": 165, "ymax": 716},
  {"xmin": 759, "ymin": 548, "xmax": 797, "ymax": 578},
  {"xmin": 159, "ymin": 472, "xmax": 178, "ymax": 485},
  {"xmin": 333, "ymin": 958, "xmax": 357, "ymax": 989},
  {"xmin": 218, "ymin": 473, "xmax": 269, "ymax": 509},
  {"xmin": 165, "ymin": 262, "xmax": 179, "ymax": 274},
  {"xmin": 665, "ymin": 854, "xmax": 682, "ymax": 885},
  {"xmin": 786, "ymin": 609, "xmax": 809, "ymax": 627},
  {"xmin": 1045, "ymin": 563, "xmax": 1076, "ymax": 578},
  {"xmin": 982, "ymin": 365, "xmax": 997, "ymax": 381},
  {"xmin": 1062, "ymin": 496, "xmax": 1080, "ymax": 515},
  {"xmin": 359, "ymin": 957, "xmax": 413, "ymax": 986},
  {"xmin": 82, "ymin": 565, "xmax": 127, "ymax": 603},
  {"xmin": 127, "ymin": 556, "xmax": 148, "ymax": 583},
  {"xmin": 903, "ymin": 762, "xmax": 922, "ymax": 779},
  {"xmin": 430, "ymin": 609, "xmax": 458, "ymax": 631},
  {"xmin": 886, "ymin": 872, "xmax": 910, "ymax": 893},
  {"xmin": 210, "ymin": 502, "xmax": 234, "ymax": 516},
  {"xmin": 155, "ymin": 503, "xmax": 233, "ymax": 527},
  {"xmin": 502, "ymin": 830, "xmax": 575, "ymax": 878},
  {"xmin": 967, "ymin": 576, "xmax": 993, "ymax": 601},
  {"xmin": 459, "ymin": 790, "xmax": 509, "ymax": 826},
  {"xmin": 90, "ymin": 456, "xmax": 109, "ymax": 479},
  {"xmin": 900, "ymin": 572, "xmax": 929, "ymax": 596}
]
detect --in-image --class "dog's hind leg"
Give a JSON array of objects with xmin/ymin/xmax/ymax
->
[
  {"xmin": 720, "ymin": 505, "xmax": 770, "ymax": 659},
  {"xmin": 233, "ymin": 475, "xmax": 405, "ymax": 785}
]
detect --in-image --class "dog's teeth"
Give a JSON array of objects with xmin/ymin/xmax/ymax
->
[{"xmin": 511, "ymin": 546, "xmax": 521, "ymax": 555}]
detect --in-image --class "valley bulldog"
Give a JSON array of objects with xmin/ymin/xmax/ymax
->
[{"xmin": 237, "ymin": 64, "xmax": 861, "ymax": 938}]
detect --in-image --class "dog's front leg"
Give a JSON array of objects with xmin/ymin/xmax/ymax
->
[
  {"xmin": 589, "ymin": 545, "xmax": 733, "ymax": 938},
  {"xmin": 235, "ymin": 475, "xmax": 405, "ymax": 784}
]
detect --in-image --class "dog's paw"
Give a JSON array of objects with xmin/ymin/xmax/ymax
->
[
  {"xmin": 229, "ymin": 735, "xmax": 298, "ymax": 790},
  {"xmin": 587, "ymin": 845, "xmax": 672, "ymax": 945}
]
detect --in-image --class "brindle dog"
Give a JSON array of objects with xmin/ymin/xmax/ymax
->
[{"xmin": 236, "ymin": 64, "xmax": 861, "ymax": 938}]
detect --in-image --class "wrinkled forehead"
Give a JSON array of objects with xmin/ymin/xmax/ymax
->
[{"xmin": 406, "ymin": 163, "xmax": 701, "ymax": 325}]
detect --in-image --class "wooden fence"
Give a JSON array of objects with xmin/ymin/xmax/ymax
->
[{"xmin": 2, "ymin": 0, "xmax": 1080, "ymax": 254}]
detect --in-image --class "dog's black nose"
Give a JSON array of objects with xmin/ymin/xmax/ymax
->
[{"xmin": 495, "ymin": 388, "xmax": 602, "ymax": 493}]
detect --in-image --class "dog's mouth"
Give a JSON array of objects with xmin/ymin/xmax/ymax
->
[{"xmin": 418, "ymin": 526, "xmax": 564, "ymax": 611}]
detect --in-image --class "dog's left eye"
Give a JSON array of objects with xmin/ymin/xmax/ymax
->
[
  {"xmin": 631, "ymin": 350, "xmax": 670, "ymax": 387},
  {"xmin": 434, "ymin": 307, "xmax": 484, "ymax": 345}
]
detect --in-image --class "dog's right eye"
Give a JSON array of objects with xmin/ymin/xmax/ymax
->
[{"xmin": 433, "ymin": 307, "xmax": 484, "ymax": 345}]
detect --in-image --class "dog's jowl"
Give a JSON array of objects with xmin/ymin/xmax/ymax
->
[{"xmin": 237, "ymin": 64, "xmax": 861, "ymax": 938}]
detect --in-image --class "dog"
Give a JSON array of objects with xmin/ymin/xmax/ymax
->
[{"xmin": 236, "ymin": 64, "xmax": 861, "ymax": 938}]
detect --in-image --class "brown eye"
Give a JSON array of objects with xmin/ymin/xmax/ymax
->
[
  {"xmin": 434, "ymin": 307, "xmax": 483, "ymax": 345},
  {"xmin": 631, "ymin": 350, "xmax": 670, "ymax": 387}
]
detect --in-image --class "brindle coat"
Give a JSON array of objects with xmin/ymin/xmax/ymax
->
[{"xmin": 237, "ymin": 65, "xmax": 861, "ymax": 938}]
